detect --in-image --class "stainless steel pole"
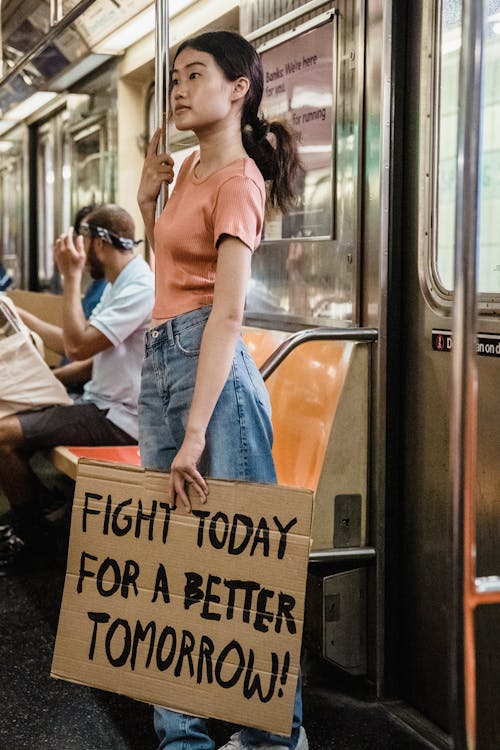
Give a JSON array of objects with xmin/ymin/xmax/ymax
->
[
  {"xmin": 449, "ymin": 1, "xmax": 484, "ymax": 748},
  {"xmin": 155, "ymin": 0, "xmax": 169, "ymax": 219}
]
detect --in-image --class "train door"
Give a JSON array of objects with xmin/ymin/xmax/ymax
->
[
  {"xmin": 399, "ymin": 1, "xmax": 500, "ymax": 747},
  {"xmin": 36, "ymin": 116, "xmax": 64, "ymax": 289},
  {"xmin": 69, "ymin": 115, "xmax": 115, "ymax": 214},
  {"xmin": 0, "ymin": 138, "xmax": 25, "ymax": 287},
  {"xmin": 34, "ymin": 88, "xmax": 116, "ymax": 290}
]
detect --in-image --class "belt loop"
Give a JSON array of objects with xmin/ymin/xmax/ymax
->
[{"xmin": 166, "ymin": 318, "xmax": 174, "ymax": 346}]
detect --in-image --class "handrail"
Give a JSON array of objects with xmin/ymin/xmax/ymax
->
[
  {"xmin": 449, "ymin": 2, "xmax": 490, "ymax": 750},
  {"xmin": 309, "ymin": 547, "xmax": 376, "ymax": 563},
  {"xmin": 259, "ymin": 327, "xmax": 378, "ymax": 380}
]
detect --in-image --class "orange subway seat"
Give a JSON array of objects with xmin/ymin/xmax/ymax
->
[
  {"xmin": 49, "ymin": 445, "xmax": 140, "ymax": 480},
  {"xmin": 265, "ymin": 340, "xmax": 353, "ymax": 491},
  {"xmin": 64, "ymin": 445, "xmax": 141, "ymax": 465}
]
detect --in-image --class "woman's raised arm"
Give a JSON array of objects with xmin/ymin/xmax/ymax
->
[{"xmin": 137, "ymin": 128, "xmax": 175, "ymax": 249}]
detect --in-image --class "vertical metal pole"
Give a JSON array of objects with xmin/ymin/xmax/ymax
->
[
  {"xmin": 50, "ymin": 0, "xmax": 64, "ymax": 26},
  {"xmin": 449, "ymin": 1, "xmax": 484, "ymax": 749},
  {"xmin": 155, "ymin": 0, "xmax": 169, "ymax": 219}
]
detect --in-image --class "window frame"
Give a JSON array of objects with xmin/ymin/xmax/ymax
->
[{"xmin": 419, "ymin": 0, "xmax": 500, "ymax": 316}]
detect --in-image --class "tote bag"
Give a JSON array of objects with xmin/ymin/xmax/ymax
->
[{"xmin": 0, "ymin": 294, "xmax": 72, "ymax": 419}]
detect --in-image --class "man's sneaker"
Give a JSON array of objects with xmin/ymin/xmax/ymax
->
[
  {"xmin": 0, "ymin": 523, "xmax": 58, "ymax": 576},
  {"xmin": 0, "ymin": 529, "xmax": 26, "ymax": 575},
  {"xmin": 0, "ymin": 518, "xmax": 14, "ymax": 539},
  {"xmin": 217, "ymin": 727, "xmax": 308, "ymax": 750}
]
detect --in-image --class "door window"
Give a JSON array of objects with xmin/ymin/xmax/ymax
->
[{"xmin": 435, "ymin": 1, "xmax": 500, "ymax": 297}]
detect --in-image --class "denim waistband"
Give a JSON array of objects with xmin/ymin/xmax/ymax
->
[{"xmin": 145, "ymin": 305, "xmax": 212, "ymax": 346}]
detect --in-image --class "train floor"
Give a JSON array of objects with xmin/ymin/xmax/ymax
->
[{"xmin": 0, "ymin": 468, "xmax": 449, "ymax": 750}]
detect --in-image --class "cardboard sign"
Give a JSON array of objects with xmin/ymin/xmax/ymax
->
[{"xmin": 51, "ymin": 460, "xmax": 313, "ymax": 736}]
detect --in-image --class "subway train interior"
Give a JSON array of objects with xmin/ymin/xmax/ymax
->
[{"xmin": 0, "ymin": 1, "xmax": 499, "ymax": 749}]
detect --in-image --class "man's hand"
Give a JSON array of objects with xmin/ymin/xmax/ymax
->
[{"xmin": 54, "ymin": 227, "xmax": 86, "ymax": 279}]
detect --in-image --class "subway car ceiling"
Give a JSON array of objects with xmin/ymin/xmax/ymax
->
[
  {"xmin": 0, "ymin": 2, "xmax": 244, "ymax": 128},
  {"xmin": 0, "ymin": 0, "xmax": 239, "ymax": 117}
]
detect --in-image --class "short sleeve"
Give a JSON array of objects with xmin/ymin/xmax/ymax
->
[
  {"xmin": 89, "ymin": 278, "xmax": 154, "ymax": 346},
  {"xmin": 212, "ymin": 175, "xmax": 265, "ymax": 252}
]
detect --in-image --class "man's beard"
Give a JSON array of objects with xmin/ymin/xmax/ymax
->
[{"xmin": 87, "ymin": 241, "xmax": 105, "ymax": 279}]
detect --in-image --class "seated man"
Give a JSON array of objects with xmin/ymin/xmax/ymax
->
[
  {"xmin": 17, "ymin": 204, "xmax": 108, "ymax": 392},
  {"xmin": 0, "ymin": 204, "xmax": 154, "ymax": 572}
]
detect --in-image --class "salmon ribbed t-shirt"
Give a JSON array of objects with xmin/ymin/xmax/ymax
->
[{"xmin": 152, "ymin": 151, "xmax": 265, "ymax": 320}]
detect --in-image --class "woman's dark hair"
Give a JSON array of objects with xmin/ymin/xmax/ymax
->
[{"xmin": 173, "ymin": 31, "xmax": 302, "ymax": 214}]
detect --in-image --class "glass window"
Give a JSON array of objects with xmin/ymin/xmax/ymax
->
[
  {"xmin": 436, "ymin": 0, "xmax": 500, "ymax": 296},
  {"xmin": 37, "ymin": 131, "xmax": 56, "ymax": 285},
  {"xmin": 71, "ymin": 122, "xmax": 107, "ymax": 211},
  {"xmin": 243, "ymin": 15, "xmax": 358, "ymax": 327},
  {"xmin": 0, "ymin": 147, "xmax": 23, "ymax": 286}
]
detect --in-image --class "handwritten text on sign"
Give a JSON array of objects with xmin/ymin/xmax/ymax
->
[{"xmin": 51, "ymin": 460, "xmax": 313, "ymax": 736}]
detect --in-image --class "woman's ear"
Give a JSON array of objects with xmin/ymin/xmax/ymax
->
[{"xmin": 231, "ymin": 76, "xmax": 250, "ymax": 101}]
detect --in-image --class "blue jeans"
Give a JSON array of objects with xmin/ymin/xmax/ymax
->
[{"xmin": 138, "ymin": 306, "xmax": 303, "ymax": 750}]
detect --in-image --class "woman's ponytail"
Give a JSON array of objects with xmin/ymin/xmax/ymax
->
[{"xmin": 242, "ymin": 115, "xmax": 303, "ymax": 215}]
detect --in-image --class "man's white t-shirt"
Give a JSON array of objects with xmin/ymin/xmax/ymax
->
[{"xmin": 81, "ymin": 254, "xmax": 154, "ymax": 440}]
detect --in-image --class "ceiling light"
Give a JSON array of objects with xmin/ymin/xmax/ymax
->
[
  {"xmin": 92, "ymin": 0, "xmax": 196, "ymax": 54},
  {"xmin": 49, "ymin": 54, "xmax": 113, "ymax": 91},
  {"xmin": 4, "ymin": 91, "xmax": 58, "ymax": 121},
  {"xmin": 93, "ymin": 6, "xmax": 156, "ymax": 54},
  {"xmin": 170, "ymin": 0, "xmax": 197, "ymax": 15},
  {"xmin": 0, "ymin": 120, "xmax": 18, "ymax": 136}
]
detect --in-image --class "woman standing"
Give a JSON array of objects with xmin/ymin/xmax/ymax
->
[{"xmin": 137, "ymin": 30, "xmax": 307, "ymax": 750}]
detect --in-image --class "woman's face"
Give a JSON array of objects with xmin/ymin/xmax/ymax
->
[{"xmin": 170, "ymin": 48, "xmax": 237, "ymax": 133}]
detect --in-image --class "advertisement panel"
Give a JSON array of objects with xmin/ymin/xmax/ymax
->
[{"xmin": 260, "ymin": 21, "xmax": 334, "ymax": 240}]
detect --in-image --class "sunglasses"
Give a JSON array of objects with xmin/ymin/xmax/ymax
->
[{"xmin": 79, "ymin": 222, "xmax": 141, "ymax": 251}]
